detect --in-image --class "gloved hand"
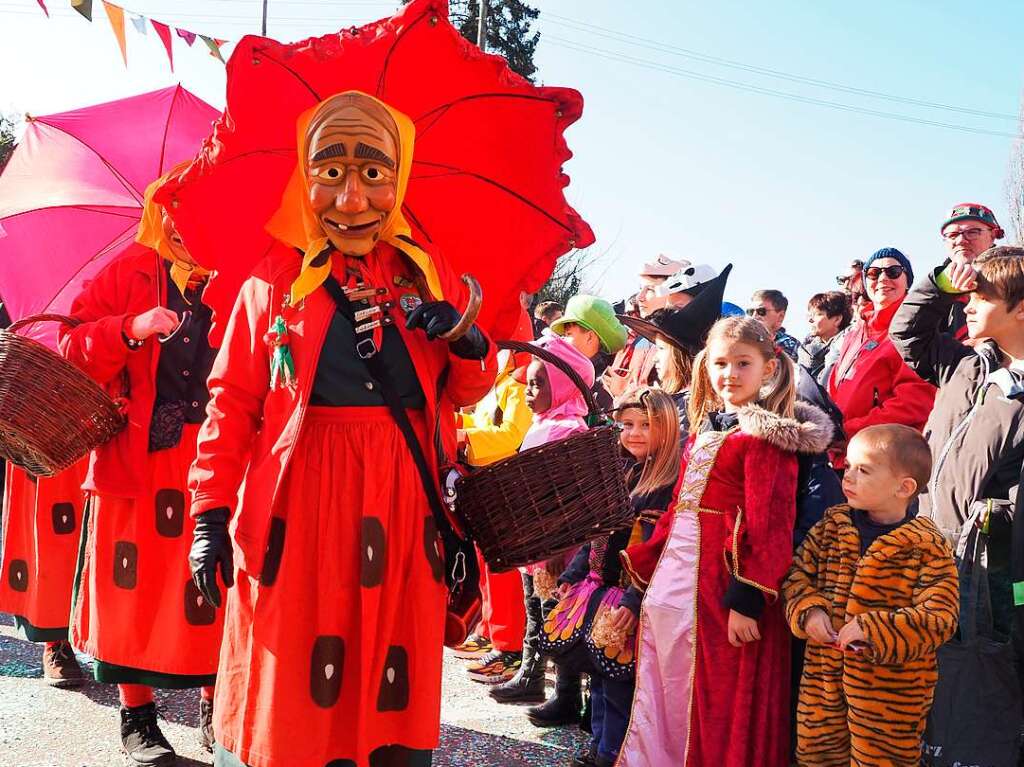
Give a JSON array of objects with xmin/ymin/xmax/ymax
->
[
  {"xmin": 406, "ymin": 301, "xmax": 489, "ymax": 360},
  {"xmin": 188, "ymin": 507, "xmax": 234, "ymax": 608}
]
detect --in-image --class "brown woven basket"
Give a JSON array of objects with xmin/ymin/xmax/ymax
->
[
  {"xmin": 454, "ymin": 339, "xmax": 632, "ymax": 572},
  {"xmin": 0, "ymin": 314, "xmax": 127, "ymax": 476}
]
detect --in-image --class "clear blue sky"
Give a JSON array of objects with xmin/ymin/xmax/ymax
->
[{"xmin": 2, "ymin": 0, "xmax": 1022, "ymax": 337}]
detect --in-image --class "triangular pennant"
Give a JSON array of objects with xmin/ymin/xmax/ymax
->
[
  {"xmin": 130, "ymin": 14, "xmax": 146, "ymax": 35},
  {"xmin": 101, "ymin": 2, "xmax": 127, "ymax": 67},
  {"xmin": 151, "ymin": 19, "xmax": 173, "ymax": 72},
  {"xmin": 175, "ymin": 28, "xmax": 196, "ymax": 46},
  {"xmin": 36, "ymin": 0, "xmax": 49, "ymax": 17},
  {"xmin": 69, "ymin": 0, "xmax": 92, "ymax": 21},
  {"xmin": 200, "ymin": 35, "xmax": 225, "ymax": 63}
]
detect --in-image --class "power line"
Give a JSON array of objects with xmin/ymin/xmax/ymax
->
[
  {"xmin": 541, "ymin": 12, "xmax": 1018, "ymax": 122},
  {"xmin": 545, "ymin": 36, "xmax": 1021, "ymax": 140}
]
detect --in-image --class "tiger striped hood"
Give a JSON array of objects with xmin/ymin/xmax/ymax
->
[{"xmin": 735, "ymin": 401, "xmax": 833, "ymax": 454}]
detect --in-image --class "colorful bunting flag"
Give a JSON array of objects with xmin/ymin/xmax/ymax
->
[
  {"xmin": 69, "ymin": 0, "xmax": 92, "ymax": 21},
  {"xmin": 150, "ymin": 19, "xmax": 173, "ymax": 72},
  {"xmin": 176, "ymin": 28, "xmax": 196, "ymax": 47},
  {"xmin": 200, "ymin": 35, "xmax": 225, "ymax": 63},
  {"xmin": 102, "ymin": 2, "xmax": 127, "ymax": 67},
  {"xmin": 36, "ymin": 0, "xmax": 49, "ymax": 17},
  {"xmin": 130, "ymin": 14, "xmax": 146, "ymax": 35}
]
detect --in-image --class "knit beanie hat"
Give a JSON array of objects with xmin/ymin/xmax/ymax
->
[{"xmin": 863, "ymin": 247, "xmax": 913, "ymax": 285}]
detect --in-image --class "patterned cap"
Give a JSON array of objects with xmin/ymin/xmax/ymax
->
[
  {"xmin": 639, "ymin": 254, "xmax": 688, "ymax": 278},
  {"xmin": 941, "ymin": 203, "xmax": 1002, "ymax": 234}
]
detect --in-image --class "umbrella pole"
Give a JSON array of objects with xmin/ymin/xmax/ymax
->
[
  {"xmin": 261, "ymin": 0, "xmax": 268, "ymax": 36},
  {"xmin": 477, "ymin": 0, "xmax": 487, "ymax": 51}
]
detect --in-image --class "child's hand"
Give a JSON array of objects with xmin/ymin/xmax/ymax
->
[
  {"xmin": 804, "ymin": 608, "xmax": 837, "ymax": 645},
  {"xmin": 727, "ymin": 610, "xmax": 761, "ymax": 647},
  {"xmin": 555, "ymin": 582, "xmax": 572, "ymax": 600},
  {"xmin": 946, "ymin": 260, "xmax": 979, "ymax": 292},
  {"xmin": 837, "ymin": 617, "xmax": 867, "ymax": 650},
  {"xmin": 608, "ymin": 606, "xmax": 637, "ymax": 634}
]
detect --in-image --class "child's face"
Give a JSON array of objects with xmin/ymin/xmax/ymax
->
[
  {"xmin": 617, "ymin": 406, "xmax": 650, "ymax": 460},
  {"xmin": 525, "ymin": 360, "xmax": 552, "ymax": 413},
  {"xmin": 561, "ymin": 322, "xmax": 601, "ymax": 359},
  {"xmin": 842, "ymin": 435, "xmax": 916, "ymax": 512},
  {"xmin": 653, "ymin": 336, "xmax": 674, "ymax": 381},
  {"xmin": 706, "ymin": 339, "xmax": 776, "ymax": 411},
  {"xmin": 964, "ymin": 289, "xmax": 1024, "ymax": 343}
]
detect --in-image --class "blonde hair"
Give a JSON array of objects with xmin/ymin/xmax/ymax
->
[
  {"xmin": 616, "ymin": 387, "xmax": 681, "ymax": 497},
  {"xmin": 656, "ymin": 336, "xmax": 694, "ymax": 395},
  {"xmin": 853, "ymin": 424, "xmax": 932, "ymax": 497},
  {"xmin": 687, "ymin": 316, "xmax": 796, "ymax": 429}
]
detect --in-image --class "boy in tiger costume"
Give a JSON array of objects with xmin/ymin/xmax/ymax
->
[{"xmin": 783, "ymin": 424, "xmax": 959, "ymax": 767}]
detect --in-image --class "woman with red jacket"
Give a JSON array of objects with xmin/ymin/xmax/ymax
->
[
  {"xmin": 59, "ymin": 175, "xmax": 222, "ymax": 766},
  {"xmin": 827, "ymin": 248, "xmax": 935, "ymax": 469},
  {"xmin": 185, "ymin": 92, "xmax": 496, "ymax": 767}
]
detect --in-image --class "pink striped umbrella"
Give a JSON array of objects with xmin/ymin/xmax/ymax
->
[{"xmin": 0, "ymin": 85, "xmax": 219, "ymax": 348}]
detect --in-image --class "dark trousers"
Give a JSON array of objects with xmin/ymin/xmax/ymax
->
[
  {"xmin": 521, "ymin": 571, "xmax": 556, "ymax": 651},
  {"xmin": 215, "ymin": 743, "xmax": 432, "ymax": 767},
  {"xmin": 589, "ymin": 676, "xmax": 634, "ymax": 761}
]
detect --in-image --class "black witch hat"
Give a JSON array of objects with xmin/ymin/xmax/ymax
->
[{"xmin": 618, "ymin": 263, "xmax": 732, "ymax": 354}]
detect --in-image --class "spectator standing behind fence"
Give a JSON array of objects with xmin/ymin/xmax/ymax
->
[
  {"xmin": 939, "ymin": 203, "xmax": 1005, "ymax": 340},
  {"xmin": 826, "ymin": 248, "xmax": 935, "ymax": 470},
  {"xmin": 800, "ymin": 291, "xmax": 852, "ymax": 380},
  {"xmin": 890, "ymin": 248, "xmax": 1024, "ymax": 645},
  {"xmin": 747, "ymin": 289, "xmax": 801, "ymax": 362}
]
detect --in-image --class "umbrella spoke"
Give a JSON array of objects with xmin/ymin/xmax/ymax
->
[
  {"xmin": 415, "ymin": 93, "xmax": 558, "ymax": 139},
  {"xmin": 41, "ymin": 222, "xmax": 138, "ymax": 316},
  {"xmin": 376, "ymin": 3, "xmax": 435, "ymax": 97},
  {"xmin": 252, "ymin": 45, "xmax": 323, "ymax": 102},
  {"xmin": 35, "ymin": 120, "xmax": 145, "ymax": 205}
]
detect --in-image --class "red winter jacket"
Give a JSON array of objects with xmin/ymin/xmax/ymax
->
[
  {"xmin": 59, "ymin": 247, "xmax": 181, "ymax": 497},
  {"xmin": 187, "ymin": 242, "xmax": 497, "ymax": 577},
  {"xmin": 827, "ymin": 298, "xmax": 935, "ymax": 467}
]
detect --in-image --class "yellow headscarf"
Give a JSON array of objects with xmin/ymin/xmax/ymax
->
[
  {"xmin": 265, "ymin": 91, "xmax": 443, "ymax": 306},
  {"xmin": 136, "ymin": 162, "xmax": 210, "ymax": 299}
]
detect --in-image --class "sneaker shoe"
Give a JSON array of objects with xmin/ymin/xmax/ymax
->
[
  {"xmin": 451, "ymin": 634, "xmax": 492, "ymax": 660},
  {"xmin": 42, "ymin": 641, "xmax": 86, "ymax": 688},
  {"xmin": 466, "ymin": 650, "xmax": 522, "ymax": 684},
  {"xmin": 120, "ymin": 702, "xmax": 177, "ymax": 766},
  {"xmin": 198, "ymin": 697, "xmax": 214, "ymax": 753}
]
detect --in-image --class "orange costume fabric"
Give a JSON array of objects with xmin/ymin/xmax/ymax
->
[
  {"xmin": 0, "ymin": 461, "xmax": 87, "ymax": 641},
  {"xmin": 59, "ymin": 246, "xmax": 223, "ymax": 686}
]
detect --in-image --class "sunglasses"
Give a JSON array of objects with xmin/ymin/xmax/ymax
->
[
  {"xmin": 745, "ymin": 306, "xmax": 769, "ymax": 317},
  {"xmin": 864, "ymin": 265, "xmax": 906, "ymax": 281}
]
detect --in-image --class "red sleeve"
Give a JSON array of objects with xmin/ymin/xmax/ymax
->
[
  {"xmin": 58, "ymin": 261, "xmax": 135, "ymax": 385},
  {"xmin": 844, "ymin": 354, "xmax": 935, "ymax": 437},
  {"xmin": 727, "ymin": 438, "xmax": 798, "ymax": 603},
  {"xmin": 189, "ymin": 276, "xmax": 272, "ymax": 517}
]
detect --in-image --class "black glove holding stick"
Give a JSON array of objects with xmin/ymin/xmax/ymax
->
[{"xmin": 405, "ymin": 300, "xmax": 488, "ymax": 360}]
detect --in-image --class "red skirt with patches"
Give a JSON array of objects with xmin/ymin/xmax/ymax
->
[
  {"xmin": 70, "ymin": 424, "xmax": 223, "ymax": 684},
  {"xmin": 215, "ymin": 407, "xmax": 447, "ymax": 767},
  {"xmin": 0, "ymin": 461, "xmax": 88, "ymax": 641}
]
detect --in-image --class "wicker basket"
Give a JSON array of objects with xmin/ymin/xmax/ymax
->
[
  {"xmin": 454, "ymin": 340, "xmax": 632, "ymax": 572},
  {"xmin": 0, "ymin": 314, "xmax": 127, "ymax": 476}
]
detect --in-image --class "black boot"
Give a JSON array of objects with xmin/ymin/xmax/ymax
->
[
  {"xmin": 489, "ymin": 645, "xmax": 546, "ymax": 703},
  {"xmin": 199, "ymin": 697, "xmax": 214, "ymax": 753},
  {"xmin": 526, "ymin": 664, "xmax": 582, "ymax": 727},
  {"xmin": 120, "ymin": 702, "xmax": 177, "ymax": 766}
]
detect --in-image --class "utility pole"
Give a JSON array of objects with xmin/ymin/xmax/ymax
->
[
  {"xmin": 261, "ymin": 0, "xmax": 268, "ymax": 35},
  {"xmin": 477, "ymin": 0, "xmax": 488, "ymax": 51}
]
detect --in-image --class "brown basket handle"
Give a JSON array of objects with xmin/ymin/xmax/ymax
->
[
  {"xmin": 497, "ymin": 339, "xmax": 600, "ymax": 417},
  {"xmin": 6, "ymin": 313, "xmax": 83, "ymax": 335}
]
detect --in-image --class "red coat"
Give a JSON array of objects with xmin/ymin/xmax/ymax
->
[
  {"xmin": 59, "ymin": 247, "xmax": 176, "ymax": 496},
  {"xmin": 827, "ymin": 299, "xmax": 935, "ymax": 466},
  {"xmin": 188, "ymin": 242, "xmax": 497, "ymax": 576}
]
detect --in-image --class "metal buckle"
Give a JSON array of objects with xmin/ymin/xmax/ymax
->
[
  {"xmin": 356, "ymin": 337, "xmax": 377, "ymax": 359},
  {"xmin": 450, "ymin": 550, "xmax": 467, "ymax": 586}
]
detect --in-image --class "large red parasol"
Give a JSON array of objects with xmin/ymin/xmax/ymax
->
[
  {"xmin": 0, "ymin": 86, "xmax": 219, "ymax": 348},
  {"xmin": 159, "ymin": 0, "xmax": 593, "ymax": 343}
]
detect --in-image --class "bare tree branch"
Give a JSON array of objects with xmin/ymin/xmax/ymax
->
[{"xmin": 1006, "ymin": 91, "xmax": 1024, "ymax": 245}]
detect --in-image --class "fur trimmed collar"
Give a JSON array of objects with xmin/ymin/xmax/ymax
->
[{"xmin": 735, "ymin": 401, "xmax": 833, "ymax": 454}]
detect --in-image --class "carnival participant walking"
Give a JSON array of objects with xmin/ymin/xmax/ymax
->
[
  {"xmin": 186, "ymin": 92, "xmax": 496, "ymax": 767},
  {"xmin": 59, "ymin": 175, "xmax": 222, "ymax": 765},
  {"xmin": 616, "ymin": 316, "xmax": 832, "ymax": 767},
  {"xmin": 784, "ymin": 425, "xmax": 958, "ymax": 767},
  {"xmin": 542, "ymin": 388, "xmax": 679, "ymax": 767}
]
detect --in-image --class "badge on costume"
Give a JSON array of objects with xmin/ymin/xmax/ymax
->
[{"xmin": 399, "ymin": 294, "xmax": 423, "ymax": 313}]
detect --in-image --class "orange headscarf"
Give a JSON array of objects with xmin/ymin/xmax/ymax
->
[
  {"xmin": 265, "ymin": 91, "xmax": 443, "ymax": 306},
  {"xmin": 136, "ymin": 162, "xmax": 210, "ymax": 299}
]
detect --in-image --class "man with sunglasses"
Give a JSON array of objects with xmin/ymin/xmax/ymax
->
[
  {"xmin": 747, "ymin": 289, "xmax": 801, "ymax": 361},
  {"xmin": 940, "ymin": 203, "xmax": 1005, "ymax": 339}
]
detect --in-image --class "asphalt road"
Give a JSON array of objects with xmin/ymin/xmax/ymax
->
[{"xmin": 0, "ymin": 614, "xmax": 585, "ymax": 767}]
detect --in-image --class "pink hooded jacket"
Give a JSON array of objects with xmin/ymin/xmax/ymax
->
[{"xmin": 520, "ymin": 332, "xmax": 595, "ymax": 451}]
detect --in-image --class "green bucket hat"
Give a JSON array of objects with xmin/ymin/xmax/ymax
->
[{"xmin": 549, "ymin": 294, "xmax": 628, "ymax": 354}]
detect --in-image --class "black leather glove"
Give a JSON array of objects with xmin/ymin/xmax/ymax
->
[
  {"xmin": 189, "ymin": 507, "xmax": 234, "ymax": 608},
  {"xmin": 406, "ymin": 300, "xmax": 489, "ymax": 360}
]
